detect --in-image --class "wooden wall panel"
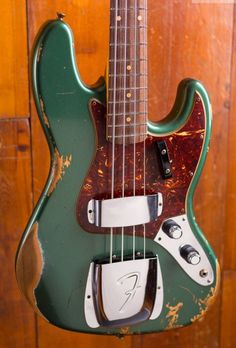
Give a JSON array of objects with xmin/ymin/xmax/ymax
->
[
  {"xmin": 133, "ymin": 2, "xmax": 233, "ymax": 347},
  {"xmin": 37, "ymin": 318, "xmax": 131, "ymax": 348},
  {"xmin": 0, "ymin": 0, "xmax": 29, "ymax": 118},
  {"xmin": 0, "ymin": 120, "xmax": 35, "ymax": 347},
  {"xmin": 220, "ymin": 271, "xmax": 236, "ymax": 347},
  {"xmin": 224, "ymin": 7, "xmax": 236, "ymax": 270}
]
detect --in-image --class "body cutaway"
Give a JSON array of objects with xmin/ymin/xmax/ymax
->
[{"xmin": 16, "ymin": 18, "xmax": 219, "ymax": 336}]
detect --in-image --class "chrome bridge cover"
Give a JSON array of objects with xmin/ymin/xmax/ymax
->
[
  {"xmin": 84, "ymin": 256, "xmax": 163, "ymax": 328},
  {"xmin": 87, "ymin": 193, "xmax": 163, "ymax": 228}
]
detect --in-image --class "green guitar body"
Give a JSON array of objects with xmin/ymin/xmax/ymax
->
[{"xmin": 16, "ymin": 19, "xmax": 219, "ymax": 336}]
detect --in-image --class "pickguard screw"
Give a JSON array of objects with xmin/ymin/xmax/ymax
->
[
  {"xmin": 161, "ymin": 149, "xmax": 167, "ymax": 155},
  {"xmin": 200, "ymin": 134, "xmax": 204, "ymax": 139},
  {"xmin": 189, "ymin": 171, "xmax": 193, "ymax": 176},
  {"xmin": 165, "ymin": 168, "xmax": 171, "ymax": 174},
  {"xmin": 200, "ymin": 269, "xmax": 208, "ymax": 278}
]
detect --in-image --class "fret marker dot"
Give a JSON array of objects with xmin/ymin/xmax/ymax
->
[
  {"xmin": 127, "ymin": 92, "xmax": 131, "ymax": 98},
  {"xmin": 117, "ymin": 15, "xmax": 121, "ymax": 21},
  {"xmin": 126, "ymin": 117, "xmax": 131, "ymax": 123},
  {"xmin": 137, "ymin": 15, "xmax": 142, "ymax": 21},
  {"xmin": 127, "ymin": 65, "xmax": 132, "ymax": 71}
]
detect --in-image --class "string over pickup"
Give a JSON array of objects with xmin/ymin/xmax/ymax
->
[{"xmin": 87, "ymin": 193, "xmax": 163, "ymax": 228}]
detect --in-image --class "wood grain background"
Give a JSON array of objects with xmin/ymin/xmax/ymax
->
[{"xmin": 0, "ymin": 0, "xmax": 235, "ymax": 347}]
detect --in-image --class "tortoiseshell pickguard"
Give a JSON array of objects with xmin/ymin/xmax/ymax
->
[{"xmin": 77, "ymin": 94, "xmax": 205, "ymax": 239}]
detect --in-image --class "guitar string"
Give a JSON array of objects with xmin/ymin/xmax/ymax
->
[
  {"xmin": 110, "ymin": 0, "xmax": 119, "ymax": 264},
  {"xmin": 121, "ymin": 0, "xmax": 128, "ymax": 263},
  {"xmin": 143, "ymin": 0, "xmax": 147, "ymax": 259},
  {"xmin": 133, "ymin": 0, "xmax": 138, "ymax": 260}
]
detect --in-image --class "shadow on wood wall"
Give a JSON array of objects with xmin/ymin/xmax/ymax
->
[{"xmin": 0, "ymin": 1, "xmax": 235, "ymax": 347}]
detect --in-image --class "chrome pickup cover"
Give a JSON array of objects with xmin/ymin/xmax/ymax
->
[{"xmin": 87, "ymin": 193, "xmax": 163, "ymax": 228}]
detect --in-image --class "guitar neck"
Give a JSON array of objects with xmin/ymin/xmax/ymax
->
[{"xmin": 107, "ymin": 0, "xmax": 148, "ymax": 144}]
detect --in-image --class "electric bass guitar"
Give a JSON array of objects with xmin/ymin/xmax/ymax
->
[{"xmin": 16, "ymin": 1, "xmax": 219, "ymax": 336}]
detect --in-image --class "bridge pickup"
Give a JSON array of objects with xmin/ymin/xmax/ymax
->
[
  {"xmin": 87, "ymin": 193, "xmax": 163, "ymax": 228},
  {"xmin": 156, "ymin": 140, "xmax": 172, "ymax": 179}
]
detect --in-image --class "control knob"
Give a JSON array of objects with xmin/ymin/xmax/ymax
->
[
  {"xmin": 180, "ymin": 244, "xmax": 201, "ymax": 265},
  {"xmin": 162, "ymin": 219, "xmax": 183, "ymax": 239}
]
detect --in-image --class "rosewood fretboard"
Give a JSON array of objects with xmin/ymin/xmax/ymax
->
[{"xmin": 107, "ymin": 0, "xmax": 148, "ymax": 144}]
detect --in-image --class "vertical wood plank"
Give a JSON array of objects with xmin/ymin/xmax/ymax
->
[
  {"xmin": 136, "ymin": 1, "xmax": 233, "ymax": 347},
  {"xmin": 0, "ymin": 0, "xmax": 29, "ymax": 118},
  {"xmin": 37, "ymin": 318, "xmax": 131, "ymax": 348},
  {"xmin": 220, "ymin": 271, "xmax": 236, "ymax": 347},
  {"xmin": 224, "ymin": 5, "xmax": 236, "ymax": 270},
  {"xmin": 0, "ymin": 120, "xmax": 36, "ymax": 347}
]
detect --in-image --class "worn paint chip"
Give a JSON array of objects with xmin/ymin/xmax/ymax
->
[
  {"xmin": 39, "ymin": 97, "xmax": 50, "ymax": 128},
  {"xmin": 48, "ymin": 148, "xmax": 72, "ymax": 195},
  {"xmin": 165, "ymin": 302, "xmax": 183, "ymax": 329}
]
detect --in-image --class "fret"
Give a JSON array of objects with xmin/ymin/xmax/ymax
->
[
  {"xmin": 110, "ymin": 25, "xmax": 147, "ymax": 29},
  {"xmin": 109, "ymin": 50, "xmax": 147, "ymax": 61},
  {"xmin": 108, "ymin": 90, "xmax": 147, "ymax": 102},
  {"xmin": 110, "ymin": 8, "xmax": 147, "ymax": 11},
  {"xmin": 108, "ymin": 99, "xmax": 148, "ymax": 104},
  {"xmin": 108, "ymin": 103, "xmax": 147, "ymax": 114},
  {"xmin": 109, "ymin": 58, "xmax": 147, "ymax": 62},
  {"xmin": 107, "ymin": 127, "xmax": 148, "ymax": 139},
  {"xmin": 108, "ymin": 73, "xmax": 147, "ymax": 77},
  {"xmin": 107, "ymin": 122, "xmax": 147, "ymax": 128},
  {"xmin": 107, "ymin": 116, "xmax": 147, "ymax": 128},
  {"xmin": 107, "ymin": 133, "xmax": 147, "ymax": 139},
  {"xmin": 108, "ymin": 86, "xmax": 148, "ymax": 91},
  {"xmin": 107, "ymin": 111, "xmax": 148, "ymax": 117},
  {"xmin": 109, "ymin": 43, "xmax": 147, "ymax": 47},
  {"xmin": 108, "ymin": 78, "xmax": 148, "ymax": 87}
]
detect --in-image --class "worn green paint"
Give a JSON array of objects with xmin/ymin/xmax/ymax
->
[{"xmin": 16, "ymin": 19, "xmax": 218, "ymax": 335}]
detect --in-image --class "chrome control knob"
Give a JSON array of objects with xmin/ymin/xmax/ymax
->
[
  {"xmin": 162, "ymin": 219, "xmax": 183, "ymax": 239},
  {"xmin": 180, "ymin": 245, "xmax": 201, "ymax": 265}
]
